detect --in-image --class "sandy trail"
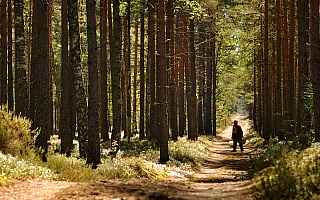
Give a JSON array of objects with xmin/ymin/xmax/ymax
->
[{"xmin": 0, "ymin": 114, "xmax": 256, "ymax": 200}]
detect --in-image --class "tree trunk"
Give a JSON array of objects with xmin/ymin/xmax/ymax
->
[
  {"xmin": 60, "ymin": 0, "xmax": 74, "ymax": 156},
  {"xmin": 148, "ymin": 0, "xmax": 156, "ymax": 141},
  {"xmin": 126, "ymin": 0, "xmax": 131, "ymax": 142},
  {"xmin": 133, "ymin": 20, "xmax": 138, "ymax": 134},
  {"xmin": 188, "ymin": 18, "xmax": 197, "ymax": 140},
  {"xmin": 275, "ymin": 0, "xmax": 282, "ymax": 134},
  {"xmin": 287, "ymin": 0, "xmax": 295, "ymax": 133},
  {"xmin": 100, "ymin": 0, "xmax": 109, "ymax": 142},
  {"xmin": 7, "ymin": 0, "xmax": 13, "ymax": 111},
  {"xmin": 205, "ymin": 35, "xmax": 212, "ymax": 136},
  {"xmin": 139, "ymin": 10, "xmax": 145, "ymax": 140},
  {"xmin": 212, "ymin": 33, "xmax": 217, "ymax": 136},
  {"xmin": 167, "ymin": 0, "xmax": 178, "ymax": 141},
  {"xmin": 14, "ymin": 0, "xmax": 28, "ymax": 117},
  {"xmin": 1, "ymin": 0, "xmax": 7, "ymax": 105},
  {"xmin": 157, "ymin": 0, "xmax": 169, "ymax": 163},
  {"xmin": 86, "ymin": 0, "xmax": 101, "ymax": 166},
  {"xmin": 262, "ymin": 0, "xmax": 270, "ymax": 140},
  {"xmin": 177, "ymin": 13, "xmax": 185, "ymax": 138},
  {"xmin": 33, "ymin": 0, "xmax": 49, "ymax": 161},
  {"xmin": 296, "ymin": 0, "xmax": 310, "ymax": 133},
  {"xmin": 112, "ymin": 0, "xmax": 122, "ymax": 149},
  {"xmin": 198, "ymin": 42, "xmax": 204, "ymax": 135},
  {"xmin": 310, "ymin": 0, "xmax": 320, "ymax": 142},
  {"xmin": 68, "ymin": 0, "xmax": 88, "ymax": 158}
]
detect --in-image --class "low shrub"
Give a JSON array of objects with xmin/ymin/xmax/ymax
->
[
  {"xmin": 0, "ymin": 106, "xmax": 37, "ymax": 156},
  {"xmin": 255, "ymin": 142, "xmax": 320, "ymax": 200}
]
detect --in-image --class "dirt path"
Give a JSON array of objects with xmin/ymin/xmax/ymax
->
[{"xmin": 0, "ymin": 114, "xmax": 256, "ymax": 200}]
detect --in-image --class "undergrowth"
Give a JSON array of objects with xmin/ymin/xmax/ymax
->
[
  {"xmin": 246, "ymin": 128, "xmax": 320, "ymax": 200},
  {"xmin": 1, "ymin": 134, "xmax": 214, "ymax": 184}
]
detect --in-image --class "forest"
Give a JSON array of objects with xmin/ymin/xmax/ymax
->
[{"xmin": 0, "ymin": 0, "xmax": 320, "ymax": 199}]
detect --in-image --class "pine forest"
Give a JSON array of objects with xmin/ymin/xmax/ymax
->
[{"xmin": 0, "ymin": 0, "xmax": 320, "ymax": 199}]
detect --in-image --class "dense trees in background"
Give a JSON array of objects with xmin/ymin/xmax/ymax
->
[
  {"xmin": 2, "ymin": 0, "xmax": 319, "ymax": 163},
  {"xmin": 253, "ymin": 0, "xmax": 320, "ymax": 143}
]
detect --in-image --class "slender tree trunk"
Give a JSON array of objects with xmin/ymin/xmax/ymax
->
[
  {"xmin": 14, "ymin": 0, "xmax": 28, "ymax": 117},
  {"xmin": 60, "ymin": 0, "xmax": 74, "ymax": 156},
  {"xmin": 133, "ymin": 20, "xmax": 138, "ymax": 134},
  {"xmin": 253, "ymin": 50, "xmax": 257, "ymax": 131},
  {"xmin": 7, "ymin": 0, "xmax": 13, "ymax": 111},
  {"xmin": 188, "ymin": 18, "xmax": 197, "ymax": 140},
  {"xmin": 198, "ymin": 43, "xmax": 204, "ymax": 135},
  {"xmin": 126, "ymin": 0, "xmax": 131, "ymax": 141},
  {"xmin": 310, "ymin": 0, "xmax": 320, "ymax": 142},
  {"xmin": 107, "ymin": 0, "xmax": 113, "ymax": 139},
  {"xmin": 112, "ymin": 0, "xmax": 122, "ymax": 149},
  {"xmin": 271, "ymin": 38, "xmax": 276, "ymax": 138},
  {"xmin": 1, "ymin": 0, "xmax": 7, "ymax": 105},
  {"xmin": 177, "ymin": 13, "xmax": 185, "ymax": 138},
  {"xmin": 47, "ymin": 0, "xmax": 53, "ymax": 138},
  {"xmin": 262, "ymin": 0, "xmax": 270, "ymax": 140},
  {"xmin": 212, "ymin": 32, "xmax": 217, "ymax": 136},
  {"xmin": 275, "ymin": 0, "xmax": 282, "ymax": 134},
  {"xmin": 27, "ymin": 0, "xmax": 32, "ymax": 99},
  {"xmin": 158, "ymin": 0, "xmax": 169, "ymax": 163},
  {"xmin": 205, "ymin": 35, "xmax": 212, "ymax": 136},
  {"xmin": 148, "ymin": 0, "xmax": 156, "ymax": 141},
  {"xmin": 139, "ymin": 10, "xmax": 145, "ymax": 140},
  {"xmin": 68, "ymin": 0, "xmax": 88, "ymax": 158},
  {"xmin": 296, "ymin": 0, "xmax": 310, "ymax": 133},
  {"xmin": 86, "ymin": 0, "xmax": 100, "ymax": 166},
  {"xmin": 100, "ymin": 0, "xmax": 109, "ymax": 142},
  {"xmin": 287, "ymin": 0, "xmax": 295, "ymax": 133},
  {"xmin": 121, "ymin": 17, "xmax": 127, "ymax": 135},
  {"xmin": 167, "ymin": 0, "xmax": 178, "ymax": 141},
  {"xmin": 33, "ymin": 0, "xmax": 49, "ymax": 161}
]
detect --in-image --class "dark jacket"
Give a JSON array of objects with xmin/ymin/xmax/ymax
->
[{"xmin": 232, "ymin": 125, "xmax": 243, "ymax": 141}]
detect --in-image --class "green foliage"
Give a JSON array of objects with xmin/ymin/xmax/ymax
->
[
  {"xmin": 0, "ymin": 152, "xmax": 58, "ymax": 185},
  {"xmin": 168, "ymin": 137, "xmax": 210, "ymax": 167},
  {"xmin": 0, "ymin": 106, "xmax": 38, "ymax": 156},
  {"xmin": 255, "ymin": 143, "xmax": 320, "ymax": 200}
]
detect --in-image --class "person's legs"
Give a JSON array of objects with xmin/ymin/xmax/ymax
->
[
  {"xmin": 239, "ymin": 142, "xmax": 244, "ymax": 151},
  {"xmin": 232, "ymin": 139, "xmax": 237, "ymax": 151}
]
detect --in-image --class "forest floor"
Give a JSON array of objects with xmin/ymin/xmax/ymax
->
[{"xmin": 0, "ymin": 114, "xmax": 257, "ymax": 200}]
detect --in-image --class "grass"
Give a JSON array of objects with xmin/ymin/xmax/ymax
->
[{"xmin": 0, "ymin": 134, "xmax": 216, "ymax": 184}]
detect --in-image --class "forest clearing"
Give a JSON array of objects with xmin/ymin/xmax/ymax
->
[{"xmin": 1, "ymin": 0, "xmax": 320, "ymax": 199}]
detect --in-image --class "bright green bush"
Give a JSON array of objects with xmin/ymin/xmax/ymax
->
[
  {"xmin": 0, "ymin": 106, "xmax": 37, "ymax": 156},
  {"xmin": 255, "ymin": 143, "xmax": 320, "ymax": 200}
]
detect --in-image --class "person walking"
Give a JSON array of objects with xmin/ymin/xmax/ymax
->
[{"xmin": 231, "ymin": 120, "xmax": 244, "ymax": 152}]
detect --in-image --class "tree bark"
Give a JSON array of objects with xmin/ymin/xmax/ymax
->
[
  {"xmin": 7, "ymin": 0, "xmax": 13, "ymax": 111},
  {"xmin": 112, "ymin": 0, "xmax": 122, "ymax": 149},
  {"xmin": 275, "ymin": 0, "xmax": 282, "ymax": 134},
  {"xmin": 205, "ymin": 35, "xmax": 212, "ymax": 136},
  {"xmin": 1, "ymin": 0, "xmax": 7, "ymax": 105},
  {"xmin": 296, "ymin": 0, "xmax": 310, "ymax": 132},
  {"xmin": 34, "ymin": 0, "xmax": 49, "ymax": 161},
  {"xmin": 148, "ymin": 0, "xmax": 156, "ymax": 141},
  {"xmin": 133, "ymin": 20, "xmax": 138, "ymax": 134},
  {"xmin": 60, "ymin": 0, "xmax": 74, "ymax": 156},
  {"xmin": 100, "ymin": 0, "xmax": 109, "ymax": 142},
  {"xmin": 262, "ymin": 0, "xmax": 270, "ymax": 140},
  {"xmin": 139, "ymin": 10, "xmax": 145, "ymax": 140},
  {"xmin": 86, "ymin": 0, "xmax": 101, "ymax": 166},
  {"xmin": 188, "ymin": 18, "xmax": 197, "ymax": 140},
  {"xmin": 158, "ymin": 0, "xmax": 169, "ymax": 163},
  {"xmin": 167, "ymin": 0, "xmax": 178, "ymax": 141},
  {"xmin": 310, "ymin": 0, "xmax": 320, "ymax": 142},
  {"xmin": 13, "ymin": 0, "xmax": 28, "ymax": 117},
  {"xmin": 68, "ymin": 0, "xmax": 88, "ymax": 158}
]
